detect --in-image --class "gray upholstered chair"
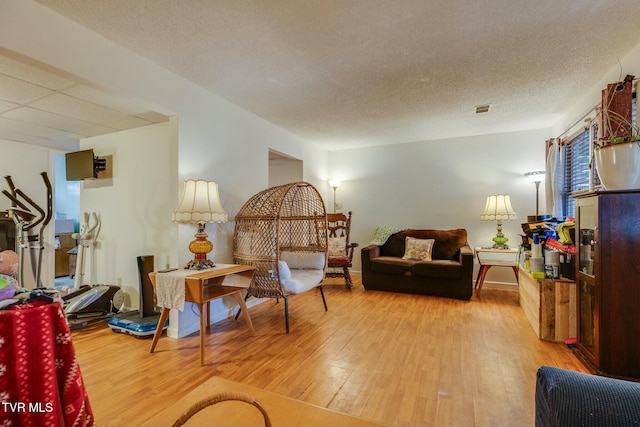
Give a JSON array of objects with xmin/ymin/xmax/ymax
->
[{"xmin": 535, "ymin": 366, "xmax": 640, "ymax": 426}]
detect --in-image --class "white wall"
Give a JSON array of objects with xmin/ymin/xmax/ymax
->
[
  {"xmin": 329, "ymin": 128, "xmax": 551, "ymax": 286},
  {"xmin": 79, "ymin": 121, "xmax": 177, "ymax": 313}
]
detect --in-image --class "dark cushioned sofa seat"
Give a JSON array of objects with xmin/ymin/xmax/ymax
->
[
  {"xmin": 535, "ymin": 366, "xmax": 640, "ymax": 427},
  {"xmin": 361, "ymin": 228, "xmax": 473, "ymax": 300}
]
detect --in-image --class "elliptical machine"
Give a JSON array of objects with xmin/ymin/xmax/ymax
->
[
  {"xmin": 2, "ymin": 173, "xmax": 53, "ymax": 288},
  {"xmin": 63, "ymin": 211, "xmax": 121, "ymax": 329}
]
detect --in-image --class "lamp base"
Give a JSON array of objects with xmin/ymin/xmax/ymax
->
[
  {"xmin": 492, "ymin": 233, "xmax": 510, "ymax": 250},
  {"xmin": 186, "ymin": 221, "xmax": 215, "ymax": 270},
  {"xmin": 185, "ymin": 258, "xmax": 215, "ymax": 270}
]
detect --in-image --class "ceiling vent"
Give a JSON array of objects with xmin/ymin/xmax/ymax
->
[{"xmin": 475, "ymin": 104, "xmax": 491, "ymax": 114}]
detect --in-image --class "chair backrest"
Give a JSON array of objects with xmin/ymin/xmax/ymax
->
[
  {"xmin": 172, "ymin": 392, "xmax": 271, "ymax": 427},
  {"xmin": 327, "ymin": 211, "xmax": 352, "ymax": 256},
  {"xmin": 137, "ymin": 255, "xmax": 155, "ymax": 318}
]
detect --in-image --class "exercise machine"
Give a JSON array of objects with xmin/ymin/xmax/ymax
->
[
  {"xmin": 2, "ymin": 173, "xmax": 53, "ymax": 288},
  {"xmin": 72, "ymin": 212, "xmax": 101, "ymax": 289},
  {"xmin": 63, "ymin": 211, "xmax": 123, "ymax": 328}
]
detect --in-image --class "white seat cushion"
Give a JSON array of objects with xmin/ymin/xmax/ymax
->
[
  {"xmin": 280, "ymin": 251, "xmax": 325, "ymax": 270},
  {"xmin": 281, "ymin": 269, "xmax": 324, "ymax": 294}
]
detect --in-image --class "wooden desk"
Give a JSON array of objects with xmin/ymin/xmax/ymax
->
[
  {"xmin": 474, "ymin": 247, "xmax": 520, "ymax": 296},
  {"xmin": 142, "ymin": 376, "xmax": 385, "ymax": 426},
  {"xmin": 149, "ymin": 264, "xmax": 256, "ymax": 365}
]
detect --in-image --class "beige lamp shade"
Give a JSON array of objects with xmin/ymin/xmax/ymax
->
[
  {"xmin": 480, "ymin": 194, "xmax": 517, "ymax": 221},
  {"xmin": 172, "ymin": 179, "xmax": 228, "ymax": 223}
]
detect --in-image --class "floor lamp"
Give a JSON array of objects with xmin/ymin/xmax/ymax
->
[
  {"xmin": 524, "ymin": 170, "xmax": 545, "ymax": 222},
  {"xmin": 328, "ymin": 180, "xmax": 342, "ymax": 213}
]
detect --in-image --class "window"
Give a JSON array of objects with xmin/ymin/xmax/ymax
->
[
  {"xmin": 556, "ymin": 125, "xmax": 599, "ymax": 219},
  {"xmin": 555, "ymin": 95, "xmax": 636, "ymax": 219}
]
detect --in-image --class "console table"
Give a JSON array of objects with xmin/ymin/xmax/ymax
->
[{"xmin": 149, "ymin": 264, "xmax": 256, "ymax": 365}]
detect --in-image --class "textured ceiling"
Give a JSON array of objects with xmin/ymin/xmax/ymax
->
[{"xmin": 9, "ymin": 1, "xmax": 640, "ymax": 150}]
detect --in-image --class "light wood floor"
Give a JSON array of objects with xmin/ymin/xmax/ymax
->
[{"xmin": 71, "ymin": 276, "xmax": 587, "ymax": 427}]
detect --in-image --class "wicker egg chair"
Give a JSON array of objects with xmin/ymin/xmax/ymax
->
[{"xmin": 233, "ymin": 182, "xmax": 328, "ymax": 333}]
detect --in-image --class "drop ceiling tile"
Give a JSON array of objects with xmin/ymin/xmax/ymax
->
[
  {"xmin": 0, "ymin": 74, "xmax": 54, "ymax": 104},
  {"xmin": 63, "ymin": 84, "xmax": 162, "ymax": 116},
  {"xmin": 0, "ymin": 99, "xmax": 19, "ymax": 112},
  {"xmin": 50, "ymin": 129, "xmax": 86, "ymax": 140},
  {"xmin": 111, "ymin": 115, "xmax": 153, "ymax": 130},
  {"xmin": 0, "ymin": 56, "xmax": 75, "ymax": 90},
  {"xmin": 136, "ymin": 111, "xmax": 169, "ymax": 123},
  {"xmin": 3, "ymin": 106, "xmax": 95, "ymax": 131},
  {"xmin": 0, "ymin": 128, "xmax": 44, "ymax": 144},
  {"xmin": 75, "ymin": 124, "xmax": 118, "ymax": 138},
  {"xmin": 0, "ymin": 117, "xmax": 65, "ymax": 138},
  {"xmin": 29, "ymin": 93, "xmax": 130, "ymax": 126}
]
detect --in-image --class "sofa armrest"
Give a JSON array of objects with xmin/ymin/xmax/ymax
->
[
  {"xmin": 459, "ymin": 244, "xmax": 473, "ymax": 265},
  {"xmin": 361, "ymin": 244, "xmax": 380, "ymax": 263},
  {"xmin": 535, "ymin": 366, "xmax": 640, "ymax": 427}
]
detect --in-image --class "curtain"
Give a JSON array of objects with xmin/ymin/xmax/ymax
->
[{"xmin": 545, "ymin": 138, "xmax": 560, "ymax": 218}]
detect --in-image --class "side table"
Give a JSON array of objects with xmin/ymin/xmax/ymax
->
[
  {"xmin": 149, "ymin": 264, "xmax": 256, "ymax": 365},
  {"xmin": 474, "ymin": 247, "xmax": 520, "ymax": 296}
]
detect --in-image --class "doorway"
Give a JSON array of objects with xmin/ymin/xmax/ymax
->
[
  {"xmin": 268, "ymin": 149, "xmax": 303, "ymax": 186},
  {"xmin": 53, "ymin": 154, "xmax": 80, "ymax": 288}
]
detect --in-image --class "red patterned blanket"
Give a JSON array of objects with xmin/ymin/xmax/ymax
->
[{"xmin": 0, "ymin": 301, "xmax": 95, "ymax": 426}]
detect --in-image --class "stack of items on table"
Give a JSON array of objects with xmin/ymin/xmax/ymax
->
[{"xmin": 520, "ymin": 218, "xmax": 575, "ymax": 280}]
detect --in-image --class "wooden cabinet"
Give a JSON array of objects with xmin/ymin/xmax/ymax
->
[
  {"xmin": 574, "ymin": 190, "xmax": 640, "ymax": 380},
  {"xmin": 519, "ymin": 268, "xmax": 576, "ymax": 342},
  {"xmin": 54, "ymin": 234, "xmax": 76, "ymax": 277}
]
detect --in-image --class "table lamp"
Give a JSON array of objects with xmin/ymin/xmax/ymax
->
[
  {"xmin": 172, "ymin": 179, "xmax": 228, "ymax": 269},
  {"xmin": 481, "ymin": 194, "xmax": 517, "ymax": 249}
]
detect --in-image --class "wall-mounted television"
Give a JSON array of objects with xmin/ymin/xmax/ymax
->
[{"xmin": 65, "ymin": 149, "xmax": 97, "ymax": 181}]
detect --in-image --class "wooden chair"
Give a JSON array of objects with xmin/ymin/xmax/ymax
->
[
  {"xmin": 326, "ymin": 211, "xmax": 358, "ymax": 288},
  {"xmin": 172, "ymin": 392, "xmax": 271, "ymax": 426}
]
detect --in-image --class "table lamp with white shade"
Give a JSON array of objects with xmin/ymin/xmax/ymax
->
[
  {"xmin": 481, "ymin": 194, "xmax": 517, "ymax": 249},
  {"xmin": 172, "ymin": 179, "xmax": 228, "ymax": 270}
]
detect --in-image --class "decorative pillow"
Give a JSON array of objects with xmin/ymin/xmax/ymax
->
[
  {"xmin": 328, "ymin": 236, "xmax": 346, "ymax": 256},
  {"xmin": 402, "ymin": 237, "xmax": 435, "ymax": 261}
]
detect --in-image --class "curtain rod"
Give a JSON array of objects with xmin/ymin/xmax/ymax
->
[{"xmin": 556, "ymin": 102, "xmax": 599, "ymax": 140}]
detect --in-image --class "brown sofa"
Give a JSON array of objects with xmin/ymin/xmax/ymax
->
[{"xmin": 361, "ymin": 229, "xmax": 474, "ymax": 300}]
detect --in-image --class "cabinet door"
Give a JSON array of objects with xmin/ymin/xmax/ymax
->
[{"xmin": 576, "ymin": 197, "xmax": 598, "ymax": 366}]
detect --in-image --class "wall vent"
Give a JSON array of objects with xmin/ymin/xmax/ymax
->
[{"xmin": 475, "ymin": 104, "xmax": 491, "ymax": 114}]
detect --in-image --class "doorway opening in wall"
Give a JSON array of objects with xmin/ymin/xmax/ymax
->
[
  {"xmin": 268, "ymin": 149, "xmax": 303, "ymax": 187},
  {"xmin": 53, "ymin": 154, "xmax": 80, "ymax": 290}
]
